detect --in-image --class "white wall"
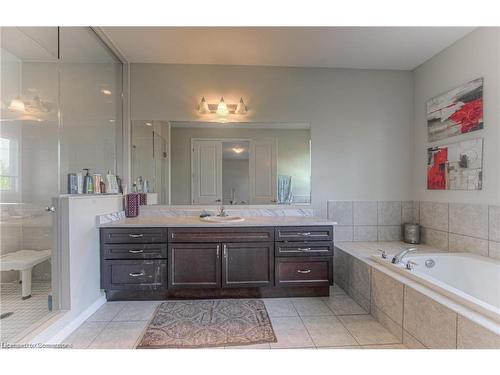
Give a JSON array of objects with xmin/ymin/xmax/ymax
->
[
  {"xmin": 412, "ymin": 28, "xmax": 500, "ymax": 205},
  {"xmin": 131, "ymin": 64, "xmax": 413, "ymax": 217}
]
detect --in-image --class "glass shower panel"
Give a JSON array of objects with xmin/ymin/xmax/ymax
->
[
  {"xmin": 0, "ymin": 27, "xmax": 59, "ymax": 342},
  {"xmin": 59, "ymin": 27, "xmax": 122, "ymax": 193}
]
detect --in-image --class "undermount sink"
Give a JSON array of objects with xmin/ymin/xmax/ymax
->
[{"xmin": 200, "ymin": 215, "xmax": 245, "ymax": 223}]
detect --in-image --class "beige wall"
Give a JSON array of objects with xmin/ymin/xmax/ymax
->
[
  {"xmin": 131, "ymin": 64, "xmax": 413, "ymax": 216},
  {"xmin": 412, "ymin": 27, "xmax": 500, "ymax": 205}
]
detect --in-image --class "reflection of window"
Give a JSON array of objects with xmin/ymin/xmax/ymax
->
[{"xmin": 0, "ymin": 137, "xmax": 19, "ymax": 192}]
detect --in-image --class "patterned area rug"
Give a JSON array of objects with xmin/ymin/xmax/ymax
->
[{"xmin": 136, "ymin": 299, "xmax": 276, "ymax": 348}]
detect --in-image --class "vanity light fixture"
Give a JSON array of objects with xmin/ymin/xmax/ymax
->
[
  {"xmin": 198, "ymin": 97, "xmax": 247, "ymax": 115},
  {"xmin": 100, "ymin": 89, "xmax": 112, "ymax": 96},
  {"xmin": 145, "ymin": 122, "xmax": 152, "ymax": 126}
]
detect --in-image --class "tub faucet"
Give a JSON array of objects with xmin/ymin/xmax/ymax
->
[{"xmin": 391, "ymin": 247, "xmax": 417, "ymax": 264}]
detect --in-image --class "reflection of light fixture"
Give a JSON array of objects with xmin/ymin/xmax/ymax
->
[
  {"xmin": 100, "ymin": 89, "xmax": 112, "ymax": 96},
  {"xmin": 8, "ymin": 97, "xmax": 26, "ymax": 112},
  {"xmin": 145, "ymin": 122, "xmax": 152, "ymax": 126},
  {"xmin": 232, "ymin": 146, "xmax": 245, "ymax": 154},
  {"xmin": 198, "ymin": 97, "xmax": 210, "ymax": 114},
  {"xmin": 216, "ymin": 97, "xmax": 229, "ymax": 116},
  {"xmin": 198, "ymin": 97, "xmax": 247, "ymax": 115}
]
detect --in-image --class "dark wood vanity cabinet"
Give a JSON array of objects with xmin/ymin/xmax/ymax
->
[
  {"xmin": 222, "ymin": 242, "xmax": 274, "ymax": 288},
  {"xmin": 168, "ymin": 243, "xmax": 221, "ymax": 288},
  {"xmin": 100, "ymin": 225, "xmax": 333, "ymax": 299}
]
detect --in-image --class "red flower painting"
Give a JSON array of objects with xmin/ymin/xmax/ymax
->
[
  {"xmin": 427, "ymin": 148, "xmax": 448, "ymax": 190},
  {"xmin": 427, "ymin": 78, "xmax": 484, "ymax": 142},
  {"xmin": 449, "ymin": 98, "xmax": 483, "ymax": 134}
]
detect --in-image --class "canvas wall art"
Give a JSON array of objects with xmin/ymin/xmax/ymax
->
[
  {"xmin": 427, "ymin": 78, "xmax": 484, "ymax": 142},
  {"xmin": 427, "ymin": 138, "xmax": 483, "ymax": 190}
]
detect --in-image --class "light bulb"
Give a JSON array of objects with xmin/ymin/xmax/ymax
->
[
  {"xmin": 8, "ymin": 97, "xmax": 26, "ymax": 113},
  {"xmin": 235, "ymin": 97, "xmax": 247, "ymax": 114},
  {"xmin": 216, "ymin": 97, "xmax": 229, "ymax": 116},
  {"xmin": 198, "ymin": 97, "xmax": 211, "ymax": 114},
  {"xmin": 232, "ymin": 146, "xmax": 245, "ymax": 154}
]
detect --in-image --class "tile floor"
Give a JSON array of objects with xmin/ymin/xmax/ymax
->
[
  {"xmin": 63, "ymin": 285, "xmax": 407, "ymax": 349},
  {"xmin": 0, "ymin": 281, "xmax": 51, "ymax": 342}
]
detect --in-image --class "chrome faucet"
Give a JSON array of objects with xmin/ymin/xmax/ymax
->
[
  {"xmin": 217, "ymin": 203, "xmax": 227, "ymax": 217},
  {"xmin": 391, "ymin": 247, "xmax": 417, "ymax": 264}
]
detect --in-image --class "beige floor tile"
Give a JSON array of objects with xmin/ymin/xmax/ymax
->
[
  {"xmin": 291, "ymin": 297, "xmax": 333, "ymax": 317},
  {"xmin": 317, "ymin": 345, "xmax": 361, "ymax": 349},
  {"xmin": 302, "ymin": 315, "xmax": 358, "ymax": 347},
  {"xmin": 269, "ymin": 317, "xmax": 315, "ymax": 349},
  {"xmin": 88, "ymin": 321, "xmax": 148, "ymax": 349},
  {"xmin": 63, "ymin": 322, "xmax": 108, "ymax": 349},
  {"xmin": 225, "ymin": 343, "xmax": 271, "ymax": 349},
  {"xmin": 322, "ymin": 294, "xmax": 368, "ymax": 315},
  {"xmin": 263, "ymin": 298, "xmax": 298, "ymax": 317},
  {"xmin": 87, "ymin": 302, "xmax": 126, "ymax": 322},
  {"xmin": 338, "ymin": 314, "xmax": 400, "ymax": 345},
  {"xmin": 113, "ymin": 301, "xmax": 160, "ymax": 321},
  {"xmin": 362, "ymin": 344, "xmax": 407, "ymax": 349}
]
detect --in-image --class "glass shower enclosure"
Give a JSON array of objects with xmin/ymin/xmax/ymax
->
[{"xmin": 0, "ymin": 27, "xmax": 123, "ymax": 342}]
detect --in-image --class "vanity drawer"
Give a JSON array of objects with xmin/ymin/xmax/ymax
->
[
  {"xmin": 101, "ymin": 228, "xmax": 168, "ymax": 244},
  {"xmin": 101, "ymin": 260, "xmax": 167, "ymax": 290},
  {"xmin": 102, "ymin": 243, "xmax": 167, "ymax": 260},
  {"xmin": 275, "ymin": 241, "xmax": 333, "ymax": 257},
  {"xmin": 168, "ymin": 227, "xmax": 274, "ymax": 243},
  {"xmin": 275, "ymin": 257, "xmax": 332, "ymax": 287},
  {"xmin": 275, "ymin": 226, "xmax": 333, "ymax": 242}
]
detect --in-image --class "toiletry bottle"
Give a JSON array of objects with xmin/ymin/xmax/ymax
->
[
  {"xmin": 83, "ymin": 168, "xmax": 94, "ymax": 194},
  {"xmin": 77, "ymin": 172, "xmax": 83, "ymax": 194},
  {"xmin": 68, "ymin": 173, "xmax": 78, "ymax": 194},
  {"xmin": 93, "ymin": 173, "xmax": 102, "ymax": 194},
  {"xmin": 106, "ymin": 171, "xmax": 119, "ymax": 194}
]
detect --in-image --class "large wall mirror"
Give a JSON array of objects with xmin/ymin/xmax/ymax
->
[{"xmin": 131, "ymin": 121, "xmax": 311, "ymax": 205}]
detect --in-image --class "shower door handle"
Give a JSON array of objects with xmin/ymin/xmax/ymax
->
[{"xmin": 45, "ymin": 206, "xmax": 56, "ymax": 213}]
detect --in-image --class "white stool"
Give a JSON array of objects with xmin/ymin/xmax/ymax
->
[{"xmin": 0, "ymin": 249, "xmax": 51, "ymax": 299}]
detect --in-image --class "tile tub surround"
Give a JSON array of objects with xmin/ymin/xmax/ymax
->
[
  {"xmin": 328, "ymin": 200, "xmax": 411, "ymax": 243},
  {"xmin": 328, "ymin": 200, "xmax": 500, "ymax": 260},
  {"xmin": 333, "ymin": 241, "xmax": 500, "ymax": 349},
  {"xmin": 417, "ymin": 201, "xmax": 499, "ymax": 260}
]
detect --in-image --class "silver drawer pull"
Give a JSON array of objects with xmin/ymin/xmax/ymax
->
[
  {"xmin": 128, "ymin": 234, "xmax": 144, "ymax": 238},
  {"xmin": 129, "ymin": 271, "xmax": 146, "ymax": 277},
  {"xmin": 128, "ymin": 249, "xmax": 144, "ymax": 254},
  {"xmin": 300, "ymin": 232, "xmax": 311, "ymax": 236},
  {"xmin": 297, "ymin": 269, "xmax": 311, "ymax": 274},
  {"xmin": 297, "ymin": 248, "xmax": 312, "ymax": 252}
]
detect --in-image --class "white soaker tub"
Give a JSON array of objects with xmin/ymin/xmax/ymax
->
[{"xmin": 371, "ymin": 252, "xmax": 500, "ymax": 323}]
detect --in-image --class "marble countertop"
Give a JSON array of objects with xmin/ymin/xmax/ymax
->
[{"xmin": 99, "ymin": 215, "xmax": 336, "ymax": 228}]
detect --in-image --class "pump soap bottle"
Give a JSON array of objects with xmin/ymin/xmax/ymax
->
[{"xmin": 83, "ymin": 168, "xmax": 94, "ymax": 194}]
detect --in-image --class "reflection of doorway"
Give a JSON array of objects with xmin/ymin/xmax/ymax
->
[
  {"xmin": 190, "ymin": 138, "xmax": 277, "ymax": 205},
  {"xmin": 222, "ymin": 141, "xmax": 250, "ymax": 205}
]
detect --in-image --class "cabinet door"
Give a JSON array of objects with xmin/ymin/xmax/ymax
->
[
  {"xmin": 222, "ymin": 242, "xmax": 274, "ymax": 288},
  {"xmin": 168, "ymin": 243, "xmax": 221, "ymax": 288}
]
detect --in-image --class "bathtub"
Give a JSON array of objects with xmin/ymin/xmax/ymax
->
[{"xmin": 371, "ymin": 252, "xmax": 500, "ymax": 323}]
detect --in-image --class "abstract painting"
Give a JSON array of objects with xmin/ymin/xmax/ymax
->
[
  {"xmin": 427, "ymin": 138, "xmax": 483, "ymax": 190},
  {"xmin": 427, "ymin": 78, "xmax": 484, "ymax": 142}
]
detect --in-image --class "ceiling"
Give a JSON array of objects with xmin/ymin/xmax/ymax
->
[{"xmin": 101, "ymin": 27, "xmax": 474, "ymax": 70}]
